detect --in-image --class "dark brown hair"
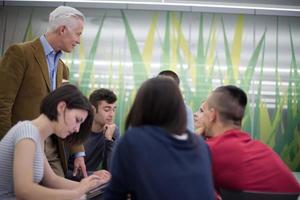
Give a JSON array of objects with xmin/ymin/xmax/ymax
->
[
  {"xmin": 89, "ymin": 88, "xmax": 117, "ymax": 111},
  {"xmin": 209, "ymin": 85, "xmax": 247, "ymax": 126},
  {"xmin": 158, "ymin": 70, "xmax": 180, "ymax": 85},
  {"xmin": 125, "ymin": 77, "xmax": 186, "ymax": 135},
  {"xmin": 40, "ymin": 84, "xmax": 93, "ymax": 144}
]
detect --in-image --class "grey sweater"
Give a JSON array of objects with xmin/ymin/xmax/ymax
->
[{"xmin": 0, "ymin": 121, "xmax": 44, "ymax": 199}]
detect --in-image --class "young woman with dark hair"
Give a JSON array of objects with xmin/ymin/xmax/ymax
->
[
  {"xmin": 104, "ymin": 77, "xmax": 215, "ymax": 200},
  {"xmin": 0, "ymin": 84, "xmax": 110, "ymax": 200},
  {"xmin": 125, "ymin": 76, "xmax": 186, "ymax": 134}
]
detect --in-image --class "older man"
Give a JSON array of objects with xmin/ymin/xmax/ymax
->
[{"xmin": 0, "ymin": 6, "xmax": 87, "ymax": 177}]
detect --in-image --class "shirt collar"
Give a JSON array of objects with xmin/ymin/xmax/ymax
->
[{"xmin": 39, "ymin": 35, "xmax": 62, "ymax": 57}]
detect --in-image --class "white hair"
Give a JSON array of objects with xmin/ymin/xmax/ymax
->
[{"xmin": 47, "ymin": 6, "xmax": 85, "ymax": 33}]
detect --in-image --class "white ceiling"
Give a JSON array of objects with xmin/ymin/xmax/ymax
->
[{"xmin": 3, "ymin": 0, "xmax": 300, "ymax": 16}]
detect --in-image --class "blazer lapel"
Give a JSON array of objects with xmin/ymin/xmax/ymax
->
[
  {"xmin": 56, "ymin": 61, "xmax": 63, "ymax": 88},
  {"xmin": 32, "ymin": 39, "xmax": 51, "ymax": 91}
]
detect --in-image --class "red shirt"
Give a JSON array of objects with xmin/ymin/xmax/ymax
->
[{"xmin": 206, "ymin": 129, "xmax": 300, "ymax": 193}]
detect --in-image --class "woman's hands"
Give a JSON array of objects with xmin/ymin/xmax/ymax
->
[
  {"xmin": 75, "ymin": 170, "xmax": 111, "ymax": 198},
  {"xmin": 74, "ymin": 175, "xmax": 101, "ymax": 198},
  {"xmin": 93, "ymin": 170, "xmax": 111, "ymax": 183},
  {"xmin": 71, "ymin": 170, "xmax": 111, "ymax": 200}
]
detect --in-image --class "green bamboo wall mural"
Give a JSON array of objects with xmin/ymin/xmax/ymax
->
[
  {"xmin": 1, "ymin": 6, "xmax": 300, "ymax": 171},
  {"xmin": 80, "ymin": 14, "xmax": 106, "ymax": 95},
  {"xmin": 23, "ymin": 9, "xmax": 34, "ymax": 42},
  {"xmin": 161, "ymin": 11, "xmax": 171, "ymax": 71},
  {"xmin": 121, "ymin": 10, "xmax": 148, "ymax": 87}
]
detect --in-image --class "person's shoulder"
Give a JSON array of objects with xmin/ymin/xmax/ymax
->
[
  {"xmin": 5, "ymin": 38, "xmax": 38, "ymax": 53},
  {"xmin": 117, "ymin": 126, "xmax": 152, "ymax": 149},
  {"xmin": 13, "ymin": 38, "xmax": 39, "ymax": 48},
  {"xmin": 122, "ymin": 126, "xmax": 153, "ymax": 141},
  {"xmin": 5, "ymin": 42, "xmax": 23, "ymax": 54},
  {"xmin": 206, "ymin": 131, "xmax": 236, "ymax": 148},
  {"xmin": 125, "ymin": 125, "xmax": 161, "ymax": 135},
  {"xmin": 7, "ymin": 121, "xmax": 39, "ymax": 143},
  {"xmin": 123, "ymin": 126, "xmax": 140, "ymax": 137},
  {"xmin": 11, "ymin": 120, "xmax": 32, "ymax": 129},
  {"xmin": 124, "ymin": 126, "xmax": 169, "ymax": 146}
]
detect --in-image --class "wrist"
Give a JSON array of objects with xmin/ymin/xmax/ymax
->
[
  {"xmin": 105, "ymin": 136, "xmax": 113, "ymax": 141},
  {"xmin": 73, "ymin": 188, "xmax": 86, "ymax": 200},
  {"xmin": 79, "ymin": 194, "xmax": 87, "ymax": 200}
]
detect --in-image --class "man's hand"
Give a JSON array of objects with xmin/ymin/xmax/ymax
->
[
  {"xmin": 73, "ymin": 156, "xmax": 88, "ymax": 177},
  {"xmin": 103, "ymin": 124, "xmax": 116, "ymax": 141}
]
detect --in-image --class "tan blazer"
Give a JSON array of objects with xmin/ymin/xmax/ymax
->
[{"xmin": 0, "ymin": 38, "xmax": 83, "ymax": 174}]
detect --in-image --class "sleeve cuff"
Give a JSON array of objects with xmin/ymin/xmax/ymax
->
[{"xmin": 74, "ymin": 151, "xmax": 86, "ymax": 158}]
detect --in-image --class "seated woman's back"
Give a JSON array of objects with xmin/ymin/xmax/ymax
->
[
  {"xmin": 106, "ymin": 125, "xmax": 214, "ymax": 200},
  {"xmin": 104, "ymin": 77, "xmax": 215, "ymax": 200}
]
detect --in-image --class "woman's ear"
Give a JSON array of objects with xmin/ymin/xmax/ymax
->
[{"xmin": 57, "ymin": 101, "xmax": 66, "ymax": 115}]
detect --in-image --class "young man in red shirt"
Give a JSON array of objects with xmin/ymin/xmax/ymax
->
[{"xmin": 199, "ymin": 85, "xmax": 300, "ymax": 193}]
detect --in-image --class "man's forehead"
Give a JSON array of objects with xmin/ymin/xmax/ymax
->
[
  {"xmin": 199, "ymin": 101, "xmax": 206, "ymax": 109},
  {"xmin": 98, "ymin": 100, "xmax": 116, "ymax": 107},
  {"xmin": 200, "ymin": 100, "xmax": 206, "ymax": 106}
]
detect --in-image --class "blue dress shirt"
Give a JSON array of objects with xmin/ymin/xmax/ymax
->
[{"xmin": 39, "ymin": 35, "xmax": 62, "ymax": 91}]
